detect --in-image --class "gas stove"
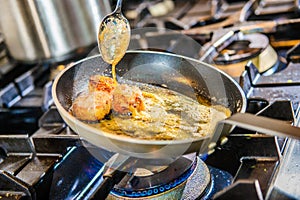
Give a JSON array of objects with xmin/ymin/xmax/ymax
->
[{"xmin": 1, "ymin": 0, "xmax": 300, "ymax": 199}]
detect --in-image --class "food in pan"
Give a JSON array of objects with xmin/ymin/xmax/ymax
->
[
  {"xmin": 71, "ymin": 75, "xmax": 231, "ymax": 140},
  {"xmin": 72, "ymin": 75, "xmax": 146, "ymax": 120},
  {"xmin": 71, "ymin": 91, "xmax": 112, "ymax": 121},
  {"xmin": 88, "ymin": 75, "xmax": 117, "ymax": 93},
  {"xmin": 112, "ymin": 84, "xmax": 146, "ymax": 115}
]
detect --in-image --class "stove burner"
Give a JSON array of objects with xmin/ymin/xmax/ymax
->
[
  {"xmin": 214, "ymin": 40, "xmax": 261, "ymax": 63},
  {"xmin": 108, "ymin": 156, "xmax": 210, "ymax": 199},
  {"xmin": 212, "ymin": 33, "xmax": 279, "ymax": 77}
]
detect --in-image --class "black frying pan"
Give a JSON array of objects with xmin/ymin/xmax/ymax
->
[{"xmin": 52, "ymin": 50, "xmax": 247, "ymax": 159}]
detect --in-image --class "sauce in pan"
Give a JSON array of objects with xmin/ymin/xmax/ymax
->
[{"xmin": 71, "ymin": 76, "xmax": 231, "ymax": 140}]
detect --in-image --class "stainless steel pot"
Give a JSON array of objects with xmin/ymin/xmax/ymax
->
[{"xmin": 0, "ymin": 0, "xmax": 111, "ymax": 63}]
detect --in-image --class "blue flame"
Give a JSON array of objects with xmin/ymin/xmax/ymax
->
[{"xmin": 111, "ymin": 161, "xmax": 197, "ymax": 198}]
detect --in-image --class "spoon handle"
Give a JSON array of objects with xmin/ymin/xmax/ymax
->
[{"xmin": 114, "ymin": 0, "xmax": 123, "ymax": 13}]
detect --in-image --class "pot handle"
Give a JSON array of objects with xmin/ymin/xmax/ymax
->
[{"xmin": 219, "ymin": 113, "xmax": 300, "ymax": 139}]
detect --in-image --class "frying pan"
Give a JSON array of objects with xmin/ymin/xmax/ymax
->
[{"xmin": 52, "ymin": 50, "xmax": 247, "ymax": 159}]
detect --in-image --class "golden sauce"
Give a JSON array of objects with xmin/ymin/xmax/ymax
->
[
  {"xmin": 90, "ymin": 83, "xmax": 231, "ymax": 140},
  {"xmin": 98, "ymin": 14, "xmax": 130, "ymax": 83}
]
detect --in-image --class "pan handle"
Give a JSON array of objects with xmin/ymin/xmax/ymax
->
[{"xmin": 219, "ymin": 113, "xmax": 300, "ymax": 139}]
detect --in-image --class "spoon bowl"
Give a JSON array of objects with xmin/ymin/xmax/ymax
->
[{"xmin": 97, "ymin": 0, "xmax": 130, "ymax": 66}]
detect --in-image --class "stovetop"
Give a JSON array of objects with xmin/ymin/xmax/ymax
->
[{"xmin": 1, "ymin": 0, "xmax": 300, "ymax": 199}]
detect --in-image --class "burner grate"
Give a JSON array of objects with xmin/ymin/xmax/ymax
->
[{"xmin": 205, "ymin": 100, "xmax": 295, "ymax": 199}]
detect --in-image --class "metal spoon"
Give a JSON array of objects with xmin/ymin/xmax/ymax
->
[{"xmin": 97, "ymin": 0, "xmax": 130, "ymax": 66}]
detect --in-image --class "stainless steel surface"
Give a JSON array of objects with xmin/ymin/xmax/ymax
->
[
  {"xmin": 0, "ymin": 0, "xmax": 111, "ymax": 63},
  {"xmin": 267, "ymin": 139, "xmax": 300, "ymax": 199}
]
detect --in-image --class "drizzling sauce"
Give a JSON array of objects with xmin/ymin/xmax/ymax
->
[{"xmin": 98, "ymin": 13, "xmax": 130, "ymax": 82}]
